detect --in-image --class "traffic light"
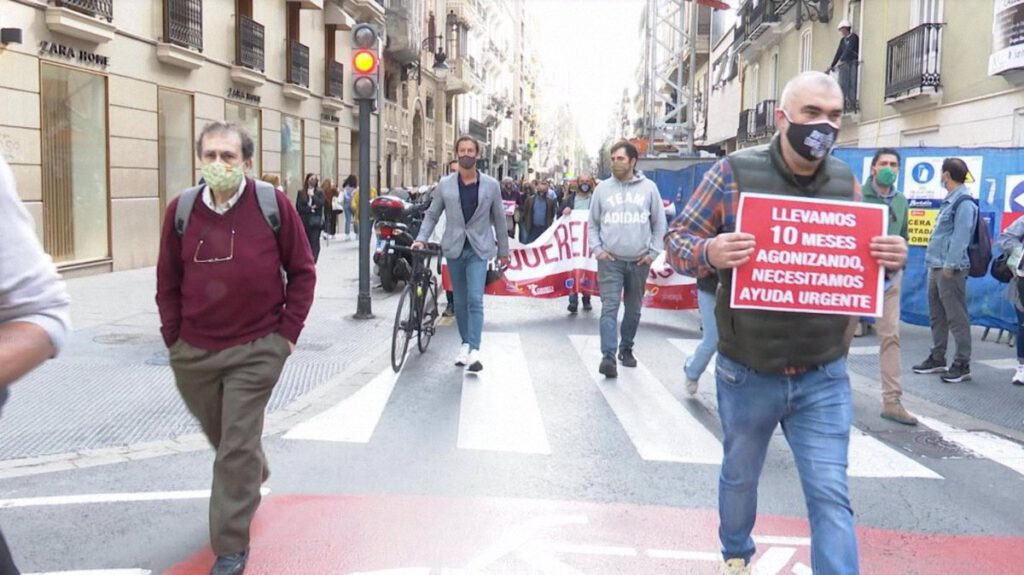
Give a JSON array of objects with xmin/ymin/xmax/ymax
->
[{"xmin": 351, "ymin": 24, "xmax": 379, "ymax": 100}]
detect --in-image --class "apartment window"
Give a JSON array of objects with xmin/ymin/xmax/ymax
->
[
  {"xmin": 40, "ymin": 63, "xmax": 109, "ymax": 264},
  {"xmin": 799, "ymin": 28, "xmax": 813, "ymax": 72},
  {"xmin": 911, "ymin": 0, "xmax": 943, "ymax": 26},
  {"xmin": 281, "ymin": 115, "xmax": 304, "ymax": 194},
  {"xmin": 426, "ymin": 95, "xmax": 435, "ymax": 119},
  {"xmin": 224, "ymin": 102, "xmax": 261, "ymax": 177},
  {"xmin": 769, "ymin": 52, "xmax": 779, "ymax": 99},
  {"xmin": 235, "ymin": 1, "xmax": 264, "ymax": 72},
  {"xmin": 158, "ymin": 89, "xmax": 194, "ymax": 223},
  {"xmin": 446, "ymin": 96, "xmax": 454, "ymax": 124},
  {"xmin": 164, "ymin": 0, "xmax": 203, "ymax": 51},
  {"xmin": 320, "ymin": 125, "xmax": 337, "ymax": 186}
]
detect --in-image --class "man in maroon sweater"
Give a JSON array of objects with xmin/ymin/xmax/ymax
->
[{"xmin": 156, "ymin": 122, "xmax": 316, "ymax": 575}]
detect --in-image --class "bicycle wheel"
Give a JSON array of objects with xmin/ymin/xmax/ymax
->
[
  {"xmin": 417, "ymin": 277, "xmax": 439, "ymax": 353},
  {"xmin": 391, "ymin": 284, "xmax": 415, "ymax": 372}
]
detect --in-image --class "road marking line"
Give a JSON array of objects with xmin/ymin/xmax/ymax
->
[
  {"xmin": 283, "ymin": 367, "xmax": 400, "ymax": 443},
  {"xmin": 977, "ymin": 358, "xmax": 1019, "ymax": 370},
  {"xmin": 847, "ymin": 345, "xmax": 880, "ymax": 356},
  {"xmin": 458, "ymin": 332, "xmax": 550, "ymax": 454},
  {"xmin": 0, "ymin": 488, "xmax": 269, "ymax": 509},
  {"xmin": 792, "ymin": 564, "xmax": 813, "ymax": 575},
  {"xmin": 918, "ymin": 415, "xmax": 1024, "ymax": 477},
  {"xmin": 26, "ymin": 571, "xmax": 152, "ymax": 575},
  {"xmin": 848, "ymin": 427, "xmax": 943, "ymax": 479},
  {"xmin": 570, "ymin": 335, "xmax": 722, "ymax": 464},
  {"xmin": 645, "ymin": 549, "xmax": 720, "ymax": 561},
  {"xmin": 753, "ymin": 546, "xmax": 797, "ymax": 575},
  {"xmin": 752, "ymin": 535, "xmax": 810, "ymax": 546}
]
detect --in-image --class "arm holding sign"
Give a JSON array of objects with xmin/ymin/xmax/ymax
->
[{"xmin": 665, "ymin": 159, "xmax": 747, "ymax": 276}]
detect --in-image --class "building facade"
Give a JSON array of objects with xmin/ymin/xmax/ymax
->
[{"xmin": 0, "ymin": 0, "xmax": 393, "ymax": 275}]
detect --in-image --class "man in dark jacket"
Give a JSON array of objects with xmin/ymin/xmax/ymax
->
[
  {"xmin": 522, "ymin": 182, "xmax": 557, "ymax": 243},
  {"xmin": 296, "ymin": 173, "xmax": 326, "ymax": 262},
  {"xmin": 828, "ymin": 19, "xmax": 860, "ymax": 112},
  {"xmin": 665, "ymin": 72, "xmax": 906, "ymax": 575}
]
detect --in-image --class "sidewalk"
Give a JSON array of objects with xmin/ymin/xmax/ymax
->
[
  {"xmin": 1, "ymin": 236, "xmax": 1022, "ymax": 475},
  {"xmin": 0, "ymin": 236, "xmax": 403, "ymax": 470}
]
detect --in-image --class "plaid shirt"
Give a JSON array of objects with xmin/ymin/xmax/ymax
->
[
  {"xmin": 664, "ymin": 158, "xmax": 738, "ymax": 279},
  {"xmin": 664, "ymin": 156, "xmax": 863, "ymax": 279}
]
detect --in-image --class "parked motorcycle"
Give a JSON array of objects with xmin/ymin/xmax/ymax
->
[{"xmin": 370, "ymin": 195, "xmax": 430, "ymax": 292}]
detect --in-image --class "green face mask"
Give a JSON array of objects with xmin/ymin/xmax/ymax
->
[
  {"xmin": 201, "ymin": 161, "xmax": 244, "ymax": 192},
  {"xmin": 875, "ymin": 166, "xmax": 897, "ymax": 187}
]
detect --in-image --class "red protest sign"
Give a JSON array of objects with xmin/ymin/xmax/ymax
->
[{"xmin": 731, "ymin": 193, "xmax": 887, "ymax": 317}]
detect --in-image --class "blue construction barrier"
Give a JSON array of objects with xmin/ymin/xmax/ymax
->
[{"xmin": 650, "ymin": 148, "xmax": 1024, "ymax": 332}]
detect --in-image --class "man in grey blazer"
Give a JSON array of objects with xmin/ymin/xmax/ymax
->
[{"xmin": 414, "ymin": 136, "xmax": 509, "ymax": 372}]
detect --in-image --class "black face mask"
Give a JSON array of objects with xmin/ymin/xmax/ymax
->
[
  {"xmin": 458, "ymin": 156, "xmax": 476, "ymax": 170},
  {"xmin": 782, "ymin": 110, "xmax": 839, "ymax": 161}
]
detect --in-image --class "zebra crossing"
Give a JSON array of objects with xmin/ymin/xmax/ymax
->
[{"xmin": 283, "ymin": 331, "xmax": 1024, "ymax": 482}]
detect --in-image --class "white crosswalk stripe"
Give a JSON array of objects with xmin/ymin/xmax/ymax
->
[
  {"xmin": 457, "ymin": 332, "xmax": 551, "ymax": 454},
  {"xmin": 569, "ymin": 335, "xmax": 723, "ymax": 464},
  {"xmin": 281, "ymin": 332, "xmax": 1024, "ymax": 482}
]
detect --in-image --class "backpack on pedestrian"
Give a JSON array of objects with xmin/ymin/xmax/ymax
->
[
  {"xmin": 952, "ymin": 195, "xmax": 991, "ymax": 278},
  {"xmin": 174, "ymin": 179, "xmax": 281, "ymax": 236}
]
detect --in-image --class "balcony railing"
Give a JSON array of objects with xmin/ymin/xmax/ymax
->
[
  {"xmin": 737, "ymin": 109, "xmax": 754, "ymax": 143},
  {"xmin": 327, "ymin": 60, "xmax": 344, "ymax": 99},
  {"xmin": 236, "ymin": 14, "xmax": 265, "ymax": 72},
  {"xmin": 752, "ymin": 99, "xmax": 777, "ymax": 139},
  {"xmin": 885, "ymin": 23, "xmax": 943, "ymax": 101},
  {"xmin": 53, "ymin": 0, "xmax": 113, "ymax": 22},
  {"xmin": 164, "ymin": 0, "xmax": 202, "ymax": 52},
  {"xmin": 288, "ymin": 40, "xmax": 310, "ymax": 88},
  {"xmin": 740, "ymin": 0, "xmax": 778, "ymax": 44}
]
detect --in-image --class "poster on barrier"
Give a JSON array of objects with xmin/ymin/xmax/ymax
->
[{"xmin": 731, "ymin": 193, "xmax": 887, "ymax": 317}]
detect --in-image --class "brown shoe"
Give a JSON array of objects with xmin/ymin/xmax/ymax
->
[{"xmin": 881, "ymin": 401, "xmax": 918, "ymax": 426}]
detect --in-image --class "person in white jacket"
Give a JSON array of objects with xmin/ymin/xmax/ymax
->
[{"xmin": 0, "ymin": 154, "xmax": 72, "ymax": 573}]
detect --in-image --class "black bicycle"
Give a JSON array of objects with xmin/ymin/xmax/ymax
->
[{"xmin": 390, "ymin": 244, "xmax": 442, "ymax": 372}]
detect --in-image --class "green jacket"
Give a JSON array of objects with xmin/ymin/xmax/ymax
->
[{"xmin": 862, "ymin": 178, "xmax": 908, "ymax": 240}]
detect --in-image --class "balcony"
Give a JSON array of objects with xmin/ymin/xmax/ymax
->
[
  {"xmin": 836, "ymin": 60, "xmax": 860, "ymax": 115},
  {"xmin": 323, "ymin": 60, "xmax": 345, "ymax": 111},
  {"xmin": 445, "ymin": 56, "xmax": 481, "ymax": 95},
  {"xmin": 737, "ymin": 0, "xmax": 779, "ymax": 58},
  {"xmin": 283, "ymin": 40, "xmax": 311, "ymax": 100},
  {"xmin": 157, "ymin": 0, "xmax": 203, "ymax": 70},
  {"xmin": 447, "ymin": 0, "xmax": 484, "ymax": 31},
  {"xmin": 46, "ymin": 0, "xmax": 116, "ymax": 43},
  {"xmin": 231, "ymin": 14, "xmax": 265, "ymax": 87},
  {"xmin": 885, "ymin": 23, "xmax": 943, "ymax": 107},
  {"xmin": 752, "ymin": 99, "xmax": 777, "ymax": 140},
  {"xmin": 737, "ymin": 109, "xmax": 754, "ymax": 144},
  {"xmin": 347, "ymin": 0, "xmax": 386, "ymax": 22},
  {"xmin": 384, "ymin": 0, "xmax": 424, "ymax": 64}
]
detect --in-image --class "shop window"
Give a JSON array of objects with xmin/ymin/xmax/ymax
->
[
  {"xmin": 40, "ymin": 63, "xmax": 109, "ymax": 264},
  {"xmin": 320, "ymin": 125, "xmax": 338, "ymax": 185},
  {"xmin": 158, "ymin": 88, "xmax": 194, "ymax": 224},
  {"xmin": 224, "ymin": 102, "xmax": 261, "ymax": 177},
  {"xmin": 281, "ymin": 115, "xmax": 304, "ymax": 194}
]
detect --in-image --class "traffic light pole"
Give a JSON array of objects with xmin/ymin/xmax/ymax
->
[{"xmin": 354, "ymin": 98, "xmax": 373, "ymax": 319}]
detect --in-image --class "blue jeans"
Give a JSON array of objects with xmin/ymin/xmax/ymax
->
[
  {"xmin": 597, "ymin": 259, "xmax": 650, "ymax": 359},
  {"xmin": 684, "ymin": 288, "xmax": 718, "ymax": 381},
  {"xmin": 343, "ymin": 203, "xmax": 354, "ymax": 235},
  {"xmin": 1016, "ymin": 306, "xmax": 1024, "ymax": 363},
  {"xmin": 447, "ymin": 244, "xmax": 487, "ymax": 351},
  {"xmin": 568, "ymin": 293, "xmax": 591, "ymax": 307},
  {"xmin": 716, "ymin": 354, "xmax": 858, "ymax": 574}
]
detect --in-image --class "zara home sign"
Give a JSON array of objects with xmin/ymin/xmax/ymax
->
[{"xmin": 39, "ymin": 41, "xmax": 110, "ymax": 69}]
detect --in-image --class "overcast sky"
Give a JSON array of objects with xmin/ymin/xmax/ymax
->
[{"xmin": 525, "ymin": 0, "xmax": 645, "ymax": 157}]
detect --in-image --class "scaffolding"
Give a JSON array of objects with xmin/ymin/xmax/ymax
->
[{"xmin": 641, "ymin": 0, "xmax": 699, "ymax": 157}]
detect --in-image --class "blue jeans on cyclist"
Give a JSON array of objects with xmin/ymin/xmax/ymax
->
[{"xmin": 447, "ymin": 243, "xmax": 487, "ymax": 350}]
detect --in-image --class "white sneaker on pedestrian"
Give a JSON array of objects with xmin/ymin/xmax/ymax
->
[
  {"xmin": 454, "ymin": 343, "xmax": 470, "ymax": 366},
  {"xmin": 721, "ymin": 558, "xmax": 750, "ymax": 575},
  {"xmin": 1013, "ymin": 365, "xmax": 1024, "ymax": 386},
  {"xmin": 466, "ymin": 349, "xmax": 483, "ymax": 373},
  {"xmin": 685, "ymin": 377, "xmax": 699, "ymax": 395}
]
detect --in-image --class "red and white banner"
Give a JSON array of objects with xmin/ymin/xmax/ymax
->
[
  {"xmin": 502, "ymin": 200, "xmax": 517, "ymax": 217},
  {"xmin": 731, "ymin": 193, "xmax": 887, "ymax": 317},
  {"xmin": 443, "ymin": 211, "xmax": 696, "ymax": 310}
]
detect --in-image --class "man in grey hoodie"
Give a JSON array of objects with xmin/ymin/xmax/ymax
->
[
  {"xmin": 589, "ymin": 140, "xmax": 666, "ymax": 377},
  {"xmin": 0, "ymin": 155, "xmax": 72, "ymax": 574}
]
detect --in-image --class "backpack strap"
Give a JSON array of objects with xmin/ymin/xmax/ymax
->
[
  {"xmin": 254, "ymin": 180, "xmax": 281, "ymax": 234},
  {"xmin": 174, "ymin": 185, "xmax": 204, "ymax": 236}
]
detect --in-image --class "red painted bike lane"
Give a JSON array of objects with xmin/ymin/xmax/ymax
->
[{"xmin": 166, "ymin": 495, "xmax": 1024, "ymax": 574}]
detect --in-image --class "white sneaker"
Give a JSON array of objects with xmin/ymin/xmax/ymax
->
[
  {"xmin": 685, "ymin": 377, "xmax": 699, "ymax": 395},
  {"xmin": 455, "ymin": 343, "xmax": 470, "ymax": 366},
  {"xmin": 466, "ymin": 349, "xmax": 483, "ymax": 372},
  {"xmin": 721, "ymin": 558, "xmax": 751, "ymax": 575},
  {"xmin": 1013, "ymin": 365, "xmax": 1024, "ymax": 385}
]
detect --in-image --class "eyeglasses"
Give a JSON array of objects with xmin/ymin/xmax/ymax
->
[{"xmin": 193, "ymin": 221, "xmax": 235, "ymax": 263}]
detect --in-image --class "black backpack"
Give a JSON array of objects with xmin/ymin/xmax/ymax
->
[
  {"xmin": 951, "ymin": 196, "xmax": 991, "ymax": 278},
  {"xmin": 174, "ymin": 179, "xmax": 281, "ymax": 236}
]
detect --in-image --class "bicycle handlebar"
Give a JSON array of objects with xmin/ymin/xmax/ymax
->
[{"xmin": 391, "ymin": 244, "xmax": 441, "ymax": 257}]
